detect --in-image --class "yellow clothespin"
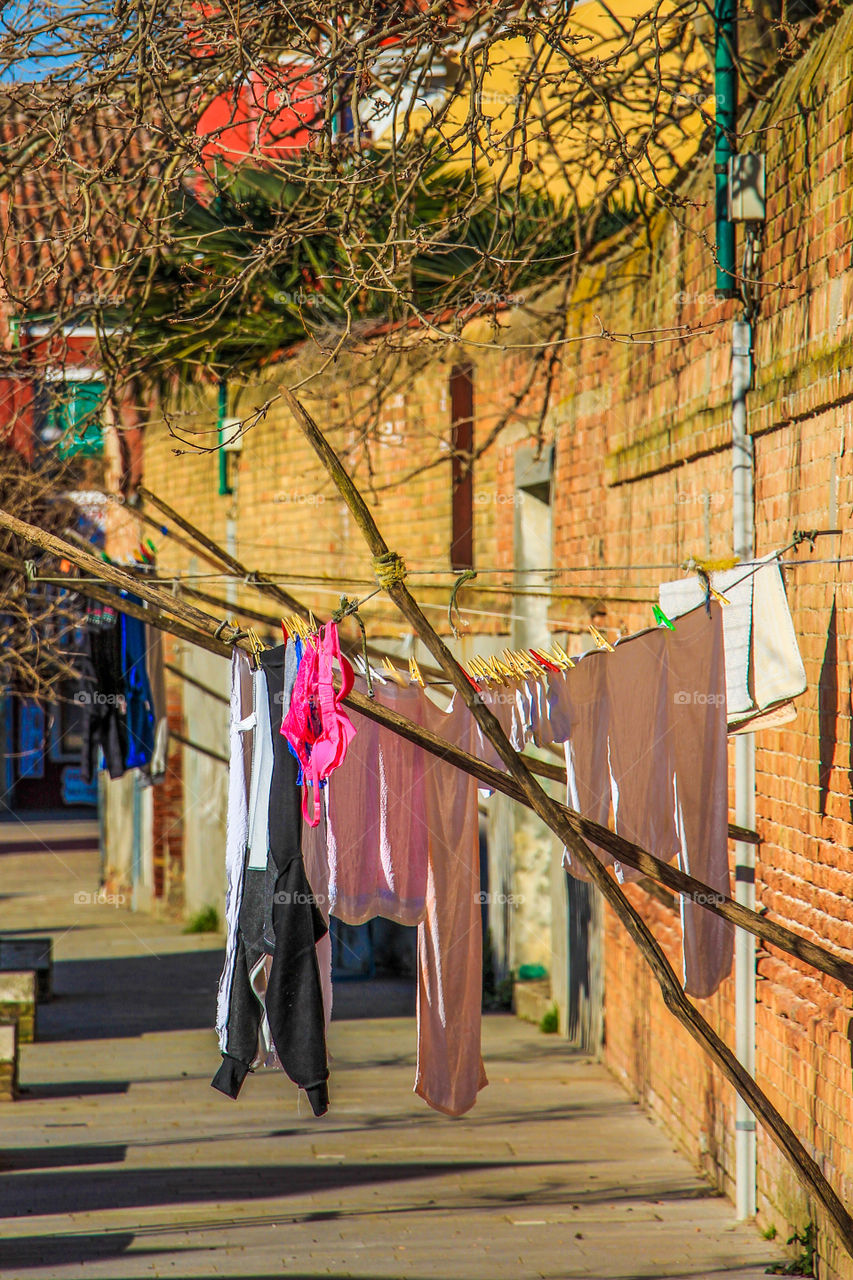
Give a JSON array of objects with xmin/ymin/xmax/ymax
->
[
  {"xmin": 516, "ymin": 650, "xmax": 539, "ymax": 676},
  {"xmin": 525, "ymin": 651, "xmax": 549, "ymax": 679},
  {"xmin": 501, "ymin": 648, "xmax": 524, "ymax": 678},
  {"xmin": 708, "ymin": 585, "xmax": 731, "ymax": 606},
  {"xmin": 471, "ymin": 656, "xmax": 495, "ymax": 683},
  {"xmin": 490, "ymin": 654, "xmax": 513, "ymax": 682},
  {"xmin": 551, "ymin": 641, "xmax": 575, "ymax": 669},
  {"xmin": 408, "ymin": 655, "xmax": 425, "ymax": 688},
  {"xmin": 246, "ymin": 628, "xmax": 265, "ymax": 665},
  {"xmin": 587, "ymin": 624, "xmax": 614, "ymax": 653},
  {"xmin": 308, "ymin": 610, "xmax": 319, "ymax": 634},
  {"xmin": 381, "ymin": 656, "xmax": 407, "ymax": 685}
]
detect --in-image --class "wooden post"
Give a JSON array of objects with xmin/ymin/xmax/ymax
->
[{"xmin": 282, "ymin": 385, "xmax": 853, "ymax": 1261}]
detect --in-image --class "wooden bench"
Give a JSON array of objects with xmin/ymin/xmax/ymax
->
[
  {"xmin": 0, "ymin": 1020, "xmax": 18, "ymax": 1101},
  {"xmin": 0, "ymin": 936, "xmax": 53, "ymax": 1001},
  {"xmin": 0, "ymin": 971, "xmax": 37, "ymax": 1044}
]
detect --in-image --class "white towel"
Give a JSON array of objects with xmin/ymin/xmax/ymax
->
[{"xmin": 659, "ymin": 554, "xmax": 806, "ymax": 725}]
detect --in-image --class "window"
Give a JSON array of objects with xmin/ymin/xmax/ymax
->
[
  {"xmin": 42, "ymin": 380, "xmax": 105, "ymax": 458},
  {"xmin": 450, "ymin": 363, "xmax": 474, "ymax": 570}
]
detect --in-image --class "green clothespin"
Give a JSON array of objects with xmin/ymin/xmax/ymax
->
[
  {"xmin": 653, "ymin": 604, "xmax": 675, "ymax": 630},
  {"xmin": 146, "ymin": 538, "xmax": 157, "ymax": 555}
]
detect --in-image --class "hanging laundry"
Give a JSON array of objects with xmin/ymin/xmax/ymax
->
[
  {"xmin": 259, "ymin": 644, "xmax": 330, "ymax": 1113},
  {"xmin": 216, "ymin": 649, "xmax": 253, "ymax": 1054},
  {"xmin": 301, "ymin": 675, "xmax": 487, "ymax": 1117},
  {"xmin": 281, "ymin": 622, "xmax": 357, "ymax": 826},
  {"xmin": 214, "ymin": 656, "xmax": 273, "ymax": 1099},
  {"xmin": 119, "ymin": 600, "xmax": 156, "ymax": 771},
  {"xmin": 414, "ymin": 691, "xmax": 490, "ymax": 1117},
  {"xmin": 665, "ymin": 606, "xmax": 733, "ymax": 998},
  {"xmin": 542, "ymin": 605, "xmax": 732, "ymax": 998},
  {"xmin": 79, "ymin": 598, "xmax": 128, "ymax": 783},
  {"xmin": 214, "ymin": 643, "xmax": 330, "ymax": 1115},
  {"xmin": 547, "ymin": 649, "xmax": 629, "ymax": 881},
  {"xmin": 140, "ymin": 622, "xmax": 169, "ymax": 784},
  {"xmin": 658, "ymin": 553, "xmax": 806, "ymax": 732},
  {"xmin": 311, "ymin": 674, "xmax": 430, "ymax": 925}
]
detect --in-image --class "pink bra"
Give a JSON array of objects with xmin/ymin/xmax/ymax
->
[{"xmin": 281, "ymin": 622, "xmax": 357, "ymax": 826}]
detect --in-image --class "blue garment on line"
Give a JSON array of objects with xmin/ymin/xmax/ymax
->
[{"xmin": 120, "ymin": 598, "xmax": 155, "ymax": 770}]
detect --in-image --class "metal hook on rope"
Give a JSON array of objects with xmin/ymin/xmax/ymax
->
[{"xmin": 448, "ymin": 569, "xmax": 477, "ymax": 639}]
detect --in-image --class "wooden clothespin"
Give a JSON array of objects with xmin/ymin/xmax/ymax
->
[
  {"xmin": 496, "ymin": 654, "xmax": 516, "ymax": 680},
  {"xmin": 474, "ymin": 654, "xmax": 496, "ymax": 682},
  {"xmin": 587, "ymin": 624, "xmax": 614, "ymax": 653},
  {"xmin": 408, "ymin": 655, "xmax": 425, "ymax": 688},
  {"xmin": 550, "ymin": 641, "xmax": 575, "ymax": 669},
  {"xmin": 529, "ymin": 648, "xmax": 561, "ymax": 674},
  {"xmin": 382, "ymin": 656, "xmax": 408, "ymax": 686},
  {"xmin": 708, "ymin": 585, "xmax": 730, "ymax": 606},
  {"xmin": 501, "ymin": 648, "xmax": 525, "ymax": 678}
]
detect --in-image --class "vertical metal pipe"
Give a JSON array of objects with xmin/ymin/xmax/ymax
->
[
  {"xmin": 217, "ymin": 380, "xmax": 232, "ymax": 497},
  {"xmin": 715, "ymin": 0, "xmax": 737, "ymax": 296},
  {"xmin": 732, "ymin": 318, "xmax": 757, "ymax": 1219}
]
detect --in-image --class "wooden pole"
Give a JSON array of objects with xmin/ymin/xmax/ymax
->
[
  {"xmin": 0, "ymin": 508, "xmax": 242, "ymax": 646},
  {"xmin": 137, "ymin": 485, "xmax": 308, "ymax": 618},
  {"xmin": 282, "ymin": 386, "xmax": 853, "ymax": 1260}
]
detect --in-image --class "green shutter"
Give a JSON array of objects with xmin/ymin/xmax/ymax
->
[{"xmin": 54, "ymin": 381, "xmax": 104, "ymax": 458}]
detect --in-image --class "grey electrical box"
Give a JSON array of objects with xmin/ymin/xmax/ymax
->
[{"xmin": 728, "ymin": 152, "xmax": 765, "ymax": 221}]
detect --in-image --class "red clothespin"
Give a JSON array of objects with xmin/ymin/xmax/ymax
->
[
  {"xmin": 281, "ymin": 620, "xmax": 289, "ymax": 645},
  {"xmin": 529, "ymin": 648, "xmax": 561, "ymax": 673}
]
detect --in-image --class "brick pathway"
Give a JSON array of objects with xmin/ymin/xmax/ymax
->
[{"xmin": 0, "ymin": 847, "xmax": 779, "ymax": 1279}]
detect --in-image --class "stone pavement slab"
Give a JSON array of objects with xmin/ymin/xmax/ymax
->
[{"xmin": 0, "ymin": 848, "xmax": 781, "ymax": 1279}]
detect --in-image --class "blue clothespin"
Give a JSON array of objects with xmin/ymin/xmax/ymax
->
[{"xmin": 653, "ymin": 604, "xmax": 675, "ymax": 630}]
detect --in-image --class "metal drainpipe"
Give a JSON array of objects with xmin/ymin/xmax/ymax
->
[
  {"xmin": 715, "ymin": 0, "xmax": 737, "ymax": 296},
  {"xmin": 732, "ymin": 316, "xmax": 756, "ymax": 1220},
  {"xmin": 719, "ymin": 0, "xmax": 753, "ymax": 1216}
]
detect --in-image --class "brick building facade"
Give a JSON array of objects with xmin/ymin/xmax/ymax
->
[{"xmin": 107, "ymin": 9, "xmax": 853, "ymax": 1275}]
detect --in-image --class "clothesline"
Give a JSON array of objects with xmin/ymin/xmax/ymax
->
[
  {"xmin": 9, "ymin": 493, "xmax": 853, "ymax": 1243},
  {"xmin": 280, "ymin": 386, "xmax": 853, "ymax": 1256},
  {"xmin": 4, "ymin": 507, "xmax": 849, "ymax": 990}
]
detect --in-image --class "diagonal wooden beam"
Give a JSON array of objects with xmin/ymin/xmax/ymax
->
[{"xmin": 282, "ymin": 384, "xmax": 853, "ymax": 1261}]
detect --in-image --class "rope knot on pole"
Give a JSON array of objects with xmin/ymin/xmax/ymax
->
[{"xmin": 373, "ymin": 551, "xmax": 407, "ymax": 589}]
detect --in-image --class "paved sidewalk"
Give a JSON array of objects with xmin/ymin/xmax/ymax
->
[{"xmin": 0, "ymin": 847, "xmax": 780, "ymax": 1280}]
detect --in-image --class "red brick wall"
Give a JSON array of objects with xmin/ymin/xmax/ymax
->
[{"xmin": 125, "ymin": 9, "xmax": 853, "ymax": 1275}]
